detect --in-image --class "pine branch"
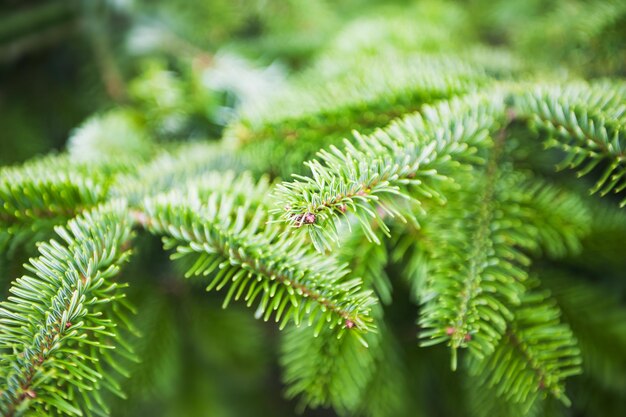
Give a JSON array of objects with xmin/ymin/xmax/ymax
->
[
  {"xmin": 466, "ymin": 282, "xmax": 582, "ymax": 411},
  {"xmin": 275, "ymin": 93, "xmax": 505, "ymax": 252},
  {"xmin": 0, "ymin": 201, "xmax": 136, "ymax": 416},
  {"xmin": 139, "ymin": 174, "xmax": 377, "ymax": 337}
]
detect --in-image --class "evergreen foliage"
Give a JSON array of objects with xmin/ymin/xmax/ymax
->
[
  {"xmin": 466, "ymin": 281, "xmax": 581, "ymax": 410},
  {"xmin": 1, "ymin": 1, "xmax": 625, "ymax": 416},
  {"xmin": 0, "ymin": 202, "xmax": 135, "ymax": 416}
]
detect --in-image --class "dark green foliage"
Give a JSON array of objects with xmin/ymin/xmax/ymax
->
[{"xmin": 545, "ymin": 274, "xmax": 626, "ymax": 394}]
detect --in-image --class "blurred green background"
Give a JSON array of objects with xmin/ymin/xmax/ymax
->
[
  {"xmin": 1, "ymin": 1, "xmax": 625, "ymax": 416},
  {"xmin": 2, "ymin": 0, "xmax": 625, "ymax": 166}
]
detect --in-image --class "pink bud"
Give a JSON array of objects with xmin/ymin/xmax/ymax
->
[{"xmin": 303, "ymin": 212, "xmax": 316, "ymax": 224}]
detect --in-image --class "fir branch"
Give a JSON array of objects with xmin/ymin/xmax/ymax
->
[
  {"xmin": 0, "ymin": 153, "xmax": 135, "ymax": 255},
  {"xmin": 515, "ymin": 83, "xmax": 626, "ymax": 206},
  {"xmin": 353, "ymin": 334, "xmax": 410, "ymax": 417},
  {"xmin": 0, "ymin": 174, "xmax": 103, "ymax": 223},
  {"xmin": 411, "ymin": 158, "xmax": 587, "ymax": 296},
  {"xmin": 417, "ymin": 163, "xmax": 590, "ymax": 368},
  {"xmin": 235, "ymin": 53, "xmax": 490, "ymax": 129},
  {"xmin": 464, "ymin": 372, "xmax": 548, "ymax": 417},
  {"xmin": 0, "ymin": 201, "xmax": 136, "ymax": 416},
  {"xmin": 282, "ymin": 314, "xmax": 409, "ymax": 417},
  {"xmin": 0, "ymin": 156, "xmax": 107, "ymax": 252},
  {"xmin": 513, "ymin": 177, "xmax": 591, "ymax": 258},
  {"xmin": 0, "ymin": 156, "xmax": 108, "ymax": 228},
  {"xmin": 275, "ymin": 93, "xmax": 505, "ymax": 252},
  {"xmin": 417, "ymin": 119, "xmax": 530, "ymax": 366},
  {"xmin": 140, "ymin": 175, "xmax": 376, "ymax": 337},
  {"xmin": 466, "ymin": 283, "xmax": 582, "ymax": 411},
  {"xmin": 451, "ymin": 128, "xmax": 505, "ymax": 361}
]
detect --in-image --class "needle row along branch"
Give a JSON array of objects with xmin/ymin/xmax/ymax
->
[
  {"xmin": 417, "ymin": 115, "xmax": 523, "ymax": 366},
  {"xmin": 139, "ymin": 182, "xmax": 377, "ymax": 341},
  {"xmin": 467, "ymin": 284, "xmax": 581, "ymax": 412},
  {"xmin": 418, "ymin": 167, "xmax": 589, "ymax": 369},
  {"xmin": 0, "ymin": 201, "xmax": 136, "ymax": 417},
  {"xmin": 514, "ymin": 83, "xmax": 626, "ymax": 207},
  {"xmin": 275, "ymin": 93, "xmax": 506, "ymax": 253},
  {"xmin": 0, "ymin": 155, "xmax": 110, "ymax": 252}
]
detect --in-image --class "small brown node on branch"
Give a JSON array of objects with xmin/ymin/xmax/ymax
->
[{"xmin": 303, "ymin": 212, "xmax": 316, "ymax": 224}]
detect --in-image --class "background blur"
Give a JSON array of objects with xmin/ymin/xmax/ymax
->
[
  {"xmin": 1, "ymin": 1, "xmax": 625, "ymax": 416},
  {"xmin": 2, "ymin": 0, "xmax": 625, "ymax": 167}
]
